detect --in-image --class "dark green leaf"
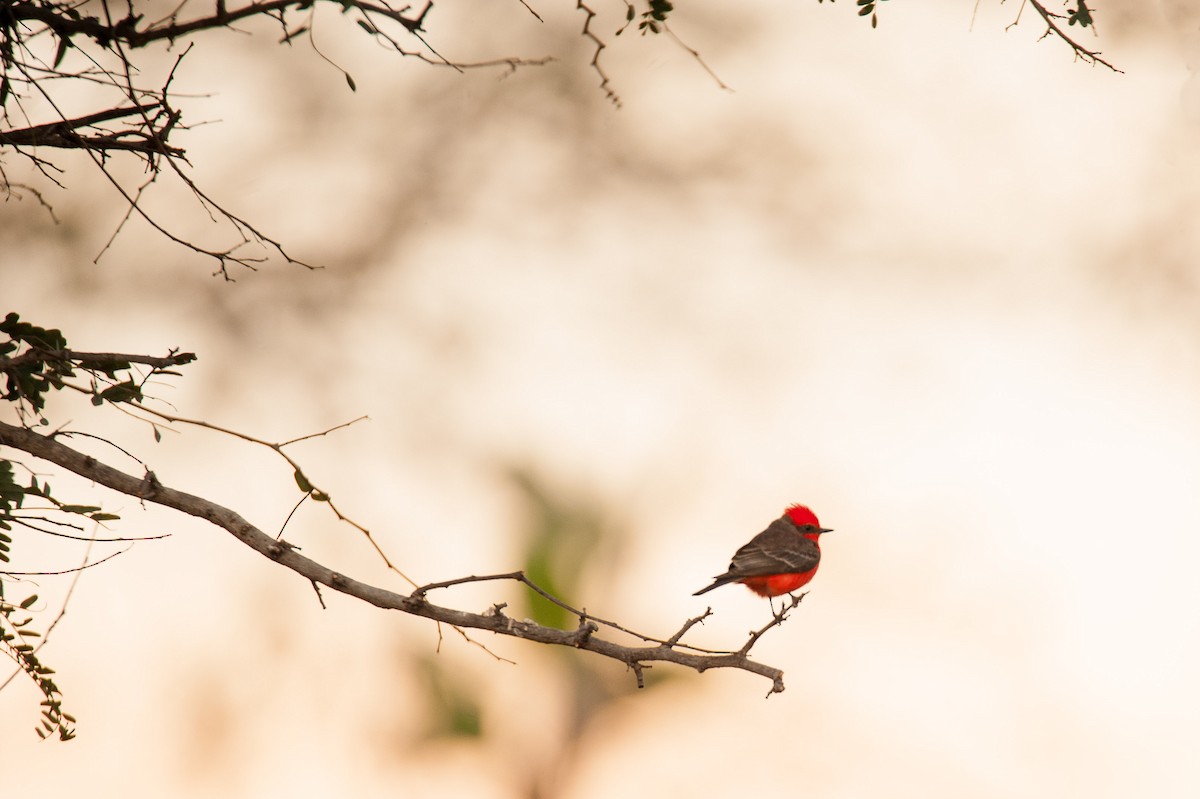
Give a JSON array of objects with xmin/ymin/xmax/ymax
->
[
  {"xmin": 98, "ymin": 381, "xmax": 142, "ymax": 404},
  {"xmin": 293, "ymin": 470, "xmax": 314, "ymax": 493},
  {"xmin": 58, "ymin": 505, "xmax": 101, "ymax": 514}
]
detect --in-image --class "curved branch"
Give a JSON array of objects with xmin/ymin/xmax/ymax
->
[
  {"xmin": 0, "ymin": 348, "xmax": 197, "ymax": 371},
  {"xmin": 5, "ymin": 0, "xmax": 433, "ymax": 49},
  {"xmin": 1023, "ymin": 0, "xmax": 1121, "ymax": 73},
  {"xmin": 0, "ymin": 103, "xmax": 184, "ymax": 155},
  {"xmin": 0, "ymin": 420, "xmax": 789, "ymax": 693}
]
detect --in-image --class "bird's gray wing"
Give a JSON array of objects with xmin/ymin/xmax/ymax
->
[{"xmin": 724, "ymin": 517, "xmax": 820, "ymax": 577}]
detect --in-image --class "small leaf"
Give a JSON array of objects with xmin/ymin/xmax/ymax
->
[
  {"xmin": 59, "ymin": 504, "xmax": 101, "ymax": 514},
  {"xmin": 20, "ymin": 595, "xmax": 38, "ymax": 609},
  {"xmin": 98, "ymin": 381, "xmax": 141, "ymax": 404},
  {"xmin": 293, "ymin": 470, "xmax": 314, "ymax": 493},
  {"xmin": 311, "ymin": 490, "xmax": 330, "ymax": 502},
  {"xmin": 345, "ymin": 72, "xmax": 357, "ymax": 92}
]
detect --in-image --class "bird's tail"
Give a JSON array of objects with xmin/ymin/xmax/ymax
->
[{"xmin": 692, "ymin": 573, "xmax": 738, "ymax": 596}]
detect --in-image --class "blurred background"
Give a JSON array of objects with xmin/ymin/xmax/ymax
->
[{"xmin": 3, "ymin": 0, "xmax": 1200, "ymax": 796}]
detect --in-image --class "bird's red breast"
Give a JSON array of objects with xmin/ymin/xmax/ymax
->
[{"xmin": 739, "ymin": 570, "xmax": 818, "ymax": 598}]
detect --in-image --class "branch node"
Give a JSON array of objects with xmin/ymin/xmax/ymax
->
[
  {"xmin": 571, "ymin": 617, "xmax": 599, "ymax": 647},
  {"xmin": 269, "ymin": 538, "xmax": 300, "ymax": 559},
  {"xmin": 666, "ymin": 608, "xmax": 712, "ymax": 645},
  {"xmin": 310, "ymin": 580, "xmax": 327, "ymax": 609},
  {"xmin": 140, "ymin": 469, "xmax": 162, "ymax": 497},
  {"xmin": 630, "ymin": 661, "xmax": 646, "ymax": 688}
]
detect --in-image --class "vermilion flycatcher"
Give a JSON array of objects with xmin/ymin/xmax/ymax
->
[{"xmin": 693, "ymin": 504, "xmax": 833, "ymax": 598}]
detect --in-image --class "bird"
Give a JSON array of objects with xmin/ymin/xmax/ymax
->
[{"xmin": 693, "ymin": 504, "xmax": 833, "ymax": 598}]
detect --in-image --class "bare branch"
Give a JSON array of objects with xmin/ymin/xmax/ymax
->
[
  {"xmin": 0, "ymin": 349, "xmax": 197, "ymax": 371},
  {"xmin": 1, "ymin": 0, "xmax": 548, "ymax": 271},
  {"xmin": 663, "ymin": 25, "xmax": 731, "ymax": 93},
  {"xmin": 0, "ymin": 546, "xmax": 128, "ymax": 576},
  {"xmin": 5, "ymin": 0, "xmax": 434, "ymax": 49},
  {"xmin": 0, "ymin": 103, "xmax": 182, "ymax": 154},
  {"xmin": 1023, "ymin": 0, "xmax": 1122, "ymax": 73},
  {"xmin": 738, "ymin": 592, "xmax": 807, "ymax": 657},
  {"xmin": 416, "ymin": 571, "xmax": 732, "ymax": 655},
  {"xmin": 0, "ymin": 420, "xmax": 791, "ymax": 693},
  {"xmin": 576, "ymin": 0, "xmax": 619, "ymax": 107}
]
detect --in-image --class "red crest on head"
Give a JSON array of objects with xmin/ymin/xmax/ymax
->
[{"xmin": 783, "ymin": 504, "xmax": 820, "ymax": 527}]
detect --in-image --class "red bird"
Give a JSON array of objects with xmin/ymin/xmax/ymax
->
[{"xmin": 693, "ymin": 504, "xmax": 833, "ymax": 598}]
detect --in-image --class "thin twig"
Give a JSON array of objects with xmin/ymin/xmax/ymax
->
[
  {"xmin": 1023, "ymin": 0, "xmax": 1122, "ymax": 72},
  {"xmin": 664, "ymin": 25, "xmax": 731, "ymax": 92},
  {"xmin": 414, "ymin": 571, "xmax": 732, "ymax": 655},
  {"xmin": 576, "ymin": 0, "xmax": 620, "ymax": 106},
  {"xmin": 738, "ymin": 592, "xmax": 807, "ymax": 656},
  {"xmin": 0, "ymin": 547, "xmax": 129, "ymax": 576}
]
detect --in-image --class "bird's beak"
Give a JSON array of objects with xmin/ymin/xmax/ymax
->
[{"xmin": 818, "ymin": 527, "xmax": 834, "ymax": 534}]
